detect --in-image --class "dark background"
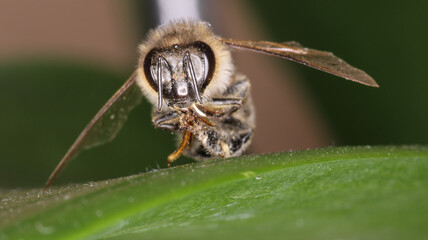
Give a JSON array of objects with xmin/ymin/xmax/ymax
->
[
  {"xmin": 254, "ymin": 1, "xmax": 428, "ymax": 145},
  {"xmin": 1, "ymin": 1, "xmax": 427, "ymax": 188}
]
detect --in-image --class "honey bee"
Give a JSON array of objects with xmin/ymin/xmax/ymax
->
[{"xmin": 45, "ymin": 20, "xmax": 378, "ymax": 187}]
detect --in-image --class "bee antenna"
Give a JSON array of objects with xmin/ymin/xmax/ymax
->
[
  {"xmin": 157, "ymin": 57, "xmax": 163, "ymax": 111},
  {"xmin": 185, "ymin": 51, "xmax": 203, "ymax": 104}
]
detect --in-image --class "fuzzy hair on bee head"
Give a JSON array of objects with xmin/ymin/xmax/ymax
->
[{"xmin": 136, "ymin": 19, "xmax": 234, "ymax": 106}]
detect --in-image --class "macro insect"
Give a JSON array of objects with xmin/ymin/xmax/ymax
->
[{"xmin": 45, "ymin": 20, "xmax": 378, "ymax": 187}]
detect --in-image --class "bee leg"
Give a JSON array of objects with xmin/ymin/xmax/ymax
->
[
  {"xmin": 201, "ymin": 98, "xmax": 242, "ymax": 118},
  {"xmin": 168, "ymin": 130, "xmax": 192, "ymax": 166},
  {"xmin": 152, "ymin": 111, "xmax": 180, "ymax": 131},
  {"xmin": 198, "ymin": 76, "xmax": 251, "ymax": 118}
]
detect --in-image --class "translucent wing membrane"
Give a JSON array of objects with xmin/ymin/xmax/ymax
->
[
  {"xmin": 220, "ymin": 39, "xmax": 378, "ymax": 87},
  {"xmin": 45, "ymin": 71, "xmax": 142, "ymax": 187}
]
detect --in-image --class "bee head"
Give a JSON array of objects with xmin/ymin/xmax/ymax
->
[
  {"xmin": 137, "ymin": 20, "xmax": 234, "ymax": 111},
  {"xmin": 143, "ymin": 41, "xmax": 214, "ymax": 110}
]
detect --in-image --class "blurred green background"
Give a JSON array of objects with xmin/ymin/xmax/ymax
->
[
  {"xmin": 253, "ymin": 1, "xmax": 428, "ymax": 145},
  {"xmin": 0, "ymin": 1, "xmax": 427, "ymax": 188}
]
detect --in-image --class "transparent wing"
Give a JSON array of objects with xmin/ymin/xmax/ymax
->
[
  {"xmin": 220, "ymin": 38, "xmax": 378, "ymax": 87},
  {"xmin": 45, "ymin": 71, "xmax": 143, "ymax": 187}
]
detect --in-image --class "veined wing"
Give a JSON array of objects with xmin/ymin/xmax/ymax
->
[
  {"xmin": 45, "ymin": 71, "xmax": 142, "ymax": 187},
  {"xmin": 220, "ymin": 38, "xmax": 378, "ymax": 87}
]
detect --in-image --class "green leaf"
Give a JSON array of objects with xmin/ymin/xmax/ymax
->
[{"xmin": 1, "ymin": 146, "xmax": 428, "ymax": 240}]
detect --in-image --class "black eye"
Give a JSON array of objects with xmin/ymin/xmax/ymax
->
[
  {"xmin": 186, "ymin": 52, "xmax": 208, "ymax": 83},
  {"xmin": 192, "ymin": 41, "xmax": 215, "ymax": 92},
  {"xmin": 152, "ymin": 57, "xmax": 172, "ymax": 87},
  {"xmin": 143, "ymin": 50, "xmax": 171, "ymax": 91}
]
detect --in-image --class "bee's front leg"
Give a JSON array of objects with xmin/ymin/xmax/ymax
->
[
  {"xmin": 198, "ymin": 98, "xmax": 242, "ymax": 118},
  {"xmin": 152, "ymin": 111, "xmax": 181, "ymax": 131},
  {"xmin": 198, "ymin": 75, "xmax": 251, "ymax": 118},
  {"xmin": 152, "ymin": 110, "xmax": 195, "ymax": 165}
]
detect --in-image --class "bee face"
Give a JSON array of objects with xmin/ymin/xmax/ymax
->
[
  {"xmin": 137, "ymin": 20, "xmax": 234, "ymax": 111},
  {"xmin": 143, "ymin": 41, "xmax": 215, "ymax": 108}
]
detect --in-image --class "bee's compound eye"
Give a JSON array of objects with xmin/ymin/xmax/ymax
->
[
  {"xmin": 143, "ymin": 49, "xmax": 172, "ymax": 92},
  {"xmin": 192, "ymin": 41, "xmax": 215, "ymax": 92},
  {"xmin": 187, "ymin": 53, "xmax": 208, "ymax": 84}
]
